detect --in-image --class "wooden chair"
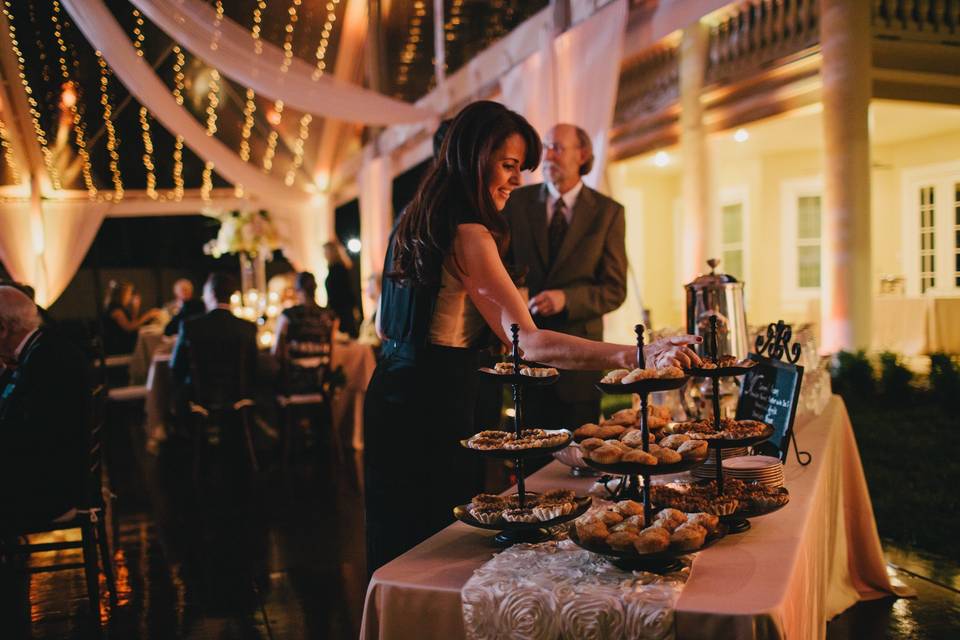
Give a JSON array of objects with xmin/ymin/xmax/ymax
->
[
  {"xmin": 189, "ymin": 398, "xmax": 259, "ymax": 485},
  {"xmin": 275, "ymin": 344, "xmax": 340, "ymax": 466},
  {"xmin": 7, "ymin": 384, "xmax": 117, "ymax": 623}
]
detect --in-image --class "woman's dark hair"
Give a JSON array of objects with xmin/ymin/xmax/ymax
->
[
  {"xmin": 295, "ymin": 271, "xmax": 317, "ymax": 295},
  {"xmin": 391, "ymin": 101, "xmax": 541, "ymax": 285},
  {"xmin": 103, "ymin": 280, "xmax": 133, "ymax": 310}
]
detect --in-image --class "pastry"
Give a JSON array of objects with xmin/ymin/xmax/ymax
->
[
  {"xmin": 606, "ymin": 531, "xmax": 641, "ymax": 551},
  {"xmin": 656, "ymin": 366, "xmax": 685, "ymax": 379},
  {"xmin": 574, "ymin": 423, "xmax": 601, "ymax": 440},
  {"xmin": 596, "ymin": 425, "xmax": 627, "ymax": 439},
  {"xmin": 677, "ymin": 439, "xmax": 709, "ymax": 459},
  {"xmin": 658, "ymin": 434, "xmax": 690, "ymax": 449},
  {"xmin": 471, "ymin": 494, "xmax": 505, "ymax": 509},
  {"xmin": 532, "ymin": 502, "xmax": 573, "ymax": 521},
  {"xmin": 633, "ymin": 527, "xmax": 670, "ymax": 553},
  {"xmin": 606, "ymin": 408, "xmax": 638, "ymax": 426},
  {"xmin": 706, "ymin": 497, "xmax": 739, "ymax": 516},
  {"xmin": 620, "ymin": 430, "xmax": 649, "ymax": 448},
  {"xmin": 469, "ymin": 507, "xmax": 502, "ymax": 524},
  {"xmin": 670, "ymin": 523, "xmax": 708, "ymax": 551},
  {"xmin": 542, "ymin": 489, "xmax": 576, "ymax": 503},
  {"xmin": 621, "ymin": 449, "xmax": 658, "ymax": 465},
  {"xmin": 611, "ymin": 514, "xmax": 645, "ymax": 532},
  {"xmin": 579, "ymin": 437, "xmax": 606, "ymax": 452},
  {"xmin": 615, "ymin": 500, "xmax": 644, "ymax": 517},
  {"xmin": 493, "ymin": 362, "xmax": 515, "ymax": 374},
  {"xmin": 589, "ymin": 444, "xmax": 623, "ymax": 464},
  {"xmin": 575, "ymin": 518, "xmax": 610, "ymax": 545},
  {"xmin": 687, "ymin": 512, "xmax": 720, "ymax": 534},
  {"xmin": 653, "ymin": 508, "xmax": 687, "ymax": 532},
  {"xmin": 651, "ymin": 447, "xmax": 682, "ymax": 464},
  {"xmin": 600, "ymin": 368, "xmax": 631, "ymax": 384},
  {"xmin": 621, "ymin": 367, "xmax": 655, "ymax": 384},
  {"xmin": 597, "ymin": 508, "xmax": 625, "ymax": 526},
  {"xmin": 521, "ymin": 366, "xmax": 559, "ymax": 377},
  {"xmin": 502, "ymin": 508, "xmax": 539, "ymax": 523}
]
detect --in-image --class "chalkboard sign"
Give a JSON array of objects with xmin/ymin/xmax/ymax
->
[{"xmin": 736, "ymin": 353, "xmax": 804, "ymax": 463}]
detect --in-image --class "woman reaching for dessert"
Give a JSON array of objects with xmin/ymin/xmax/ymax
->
[{"xmin": 363, "ymin": 100, "xmax": 701, "ymax": 574}]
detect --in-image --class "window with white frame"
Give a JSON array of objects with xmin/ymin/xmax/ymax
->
[
  {"xmin": 721, "ymin": 202, "xmax": 744, "ymax": 281},
  {"xmin": 780, "ymin": 177, "xmax": 823, "ymax": 310},
  {"xmin": 796, "ymin": 195, "xmax": 822, "ymax": 289},
  {"xmin": 901, "ymin": 162, "xmax": 960, "ymax": 296}
]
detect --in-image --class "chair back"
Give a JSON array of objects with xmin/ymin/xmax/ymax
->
[
  {"xmin": 282, "ymin": 305, "xmax": 335, "ymax": 394},
  {"xmin": 85, "ymin": 383, "xmax": 108, "ymax": 510}
]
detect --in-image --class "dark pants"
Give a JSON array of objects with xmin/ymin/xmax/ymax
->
[{"xmin": 363, "ymin": 344, "xmax": 484, "ymax": 577}]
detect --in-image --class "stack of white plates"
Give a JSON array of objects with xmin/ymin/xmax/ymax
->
[
  {"xmin": 720, "ymin": 455, "xmax": 784, "ymax": 487},
  {"xmin": 691, "ymin": 447, "xmax": 748, "ymax": 479}
]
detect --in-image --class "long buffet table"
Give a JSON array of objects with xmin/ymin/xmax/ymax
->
[{"xmin": 360, "ymin": 396, "xmax": 907, "ymax": 640}]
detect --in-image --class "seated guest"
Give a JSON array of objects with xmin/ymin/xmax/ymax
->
[
  {"xmin": 163, "ymin": 278, "xmax": 205, "ymax": 337},
  {"xmin": 171, "ymin": 273, "xmax": 258, "ymax": 407},
  {"xmin": 0, "ymin": 286, "xmax": 89, "ymax": 529},
  {"xmin": 0, "ymin": 280, "xmax": 54, "ymax": 328},
  {"xmin": 272, "ymin": 272, "xmax": 338, "ymax": 393},
  {"xmin": 101, "ymin": 280, "xmax": 159, "ymax": 355}
]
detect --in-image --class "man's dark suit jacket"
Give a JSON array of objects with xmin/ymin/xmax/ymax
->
[
  {"xmin": 0, "ymin": 330, "xmax": 90, "ymax": 527},
  {"xmin": 504, "ymin": 183, "xmax": 628, "ymax": 398},
  {"xmin": 164, "ymin": 298, "xmax": 206, "ymax": 336},
  {"xmin": 171, "ymin": 308, "xmax": 258, "ymax": 407}
]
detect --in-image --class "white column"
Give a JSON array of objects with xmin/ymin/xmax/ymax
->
[
  {"xmin": 679, "ymin": 19, "xmax": 711, "ymax": 284},
  {"xmin": 820, "ymin": 0, "xmax": 872, "ymax": 351}
]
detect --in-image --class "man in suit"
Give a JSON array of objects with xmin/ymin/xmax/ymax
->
[
  {"xmin": 163, "ymin": 278, "xmax": 205, "ymax": 336},
  {"xmin": 0, "ymin": 286, "xmax": 89, "ymax": 528},
  {"xmin": 503, "ymin": 123, "xmax": 628, "ymax": 429},
  {"xmin": 171, "ymin": 272, "xmax": 258, "ymax": 409}
]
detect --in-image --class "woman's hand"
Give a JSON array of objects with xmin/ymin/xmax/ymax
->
[{"xmin": 643, "ymin": 335, "xmax": 702, "ymax": 369}]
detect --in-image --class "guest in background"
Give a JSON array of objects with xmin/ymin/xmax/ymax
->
[
  {"xmin": 357, "ymin": 272, "xmax": 382, "ymax": 349},
  {"xmin": 503, "ymin": 123, "xmax": 628, "ymax": 430},
  {"xmin": 324, "ymin": 241, "xmax": 359, "ymax": 339},
  {"xmin": 272, "ymin": 271, "xmax": 338, "ymax": 393},
  {"xmin": 101, "ymin": 280, "xmax": 159, "ymax": 355},
  {"xmin": 163, "ymin": 278, "xmax": 205, "ymax": 337},
  {"xmin": 171, "ymin": 273, "xmax": 258, "ymax": 406},
  {"xmin": 0, "ymin": 286, "xmax": 89, "ymax": 529}
]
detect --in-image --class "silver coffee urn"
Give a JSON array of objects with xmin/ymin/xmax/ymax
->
[
  {"xmin": 682, "ymin": 259, "xmax": 749, "ymax": 420},
  {"xmin": 685, "ymin": 258, "xmax": 749, "ymax": 359}
]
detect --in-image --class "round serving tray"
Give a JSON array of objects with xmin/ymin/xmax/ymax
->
[
  {"xmin": 568, "ymin": 524, "xmax": 728, "ymax": 573},
  {"xmin": 454, "ymin": 496, "xmax": 592, "ymax": 545},
  {"xmin": 595, "ymin": 376, "xmax": 688, "ymax": 395},
  {"xmin": 731, "ymin": 487, "xmax": 790, "ymax": 518},
  {"xmin": 685, "ymin": 364, "xmax": 756, "ymax": 378},
  {"xmin": 478, "ymin": 367, "xmax": 559, "ymax": 386},
  {"xmin": 701, "ymin": 423, "xmax": 775, "ymax": 448},
  {"xmin": 460, "ymin": 430, "xmax": 573, "ymax": 459},
  {"xmin": 583, "ymin": 454, "xmax": 707, "ymax": 477}
]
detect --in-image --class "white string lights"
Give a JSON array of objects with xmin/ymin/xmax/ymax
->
[
  {"xmin": 0, "ymin": 116, "xmax": 21, "ymax": 183},
  {"xmin": 51, "ymin": 0, "xmax": 96, "ymax": 196},
  {"xmin": 200, "ymin": 67, "xmax": 221, "ymax": 201},
  {"xmin": 131, "ymin": 7, "xmax": 157, "ymax": 199},
  {"xmin": 396, "ymin": 0, "xmax": 427, "ymax": 92},
  {"xmin": 95, "ymin": 50, "xmax": 124, "ymax": 200},
  {"xmin": 171, "ymin": 45, "xmax": 186, "ymax": 200},
  {"xmin": 2, "ymin": 1, "xmax": 62, "ymax": 189},
  {"xmin": 262, "ymin": 0, "xmax": 302, "ymax": 174}
]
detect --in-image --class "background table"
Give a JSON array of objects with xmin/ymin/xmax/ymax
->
[{"xmin": 360, "ymin": 396, "xmax": 907, "ymax": 640}]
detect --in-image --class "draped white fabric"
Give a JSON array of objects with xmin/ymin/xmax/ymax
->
[
  {"xmin": 358, "ymin": 152, "xmax": 394, "ymax": 316},
  {"xmin": 499, "ymin": 0, "xmax": 627, "ymax": 189},
  {"xmin": 0, "ymin": 199, "xmax": 106, "ymax": 307},
  {"xmin": 129, "ymin": 0, "xmax": 433, "ymax": 125},
  {"xmin": 272, "ymin": 199, "xmax": 333, "ymax": 306}
]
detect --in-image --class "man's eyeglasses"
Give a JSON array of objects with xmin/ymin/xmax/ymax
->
[{"xmin": 542, "ymin": 142, "xmax": 580, "ymax": 154}]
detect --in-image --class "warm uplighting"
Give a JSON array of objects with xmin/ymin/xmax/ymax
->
[
  {"xmin": 347, "ymin": 237, "xmax": 362, "ymax": 253},
  {"xmin": 59, "ymin": 81, "xmax": 77, "ymax": 109},
  {"xmin": 734, "ymin": 128, "xmax": 749, "ymax": 143},
  {"xmin": 653, "ymin": 151, "xmax": 670, "ymax": 167},
  {"xmin": 266, "ymin": 107, "xmax": 282, "ymax": 126}
]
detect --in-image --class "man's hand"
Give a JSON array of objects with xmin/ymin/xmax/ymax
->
[{"xmin": 529, "ymin": 289, "xmax": 566, "ymax": 317}]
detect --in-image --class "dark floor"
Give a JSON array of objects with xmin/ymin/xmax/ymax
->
[{"xmin": 4, "ymin": 405, "xmax": 959, "ymax": 639}]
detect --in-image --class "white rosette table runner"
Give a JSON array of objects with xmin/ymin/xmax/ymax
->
[{"xmin": 461, "ymin": 541, "xmax": 685, "ymax": 640}]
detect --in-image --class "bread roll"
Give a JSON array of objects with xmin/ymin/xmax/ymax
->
[
  {"xmin": 615, "ymin": 500, "xmax": 644, "ymax": 517},
  {"xmin": 687, "ymin": 513, "xmax": 719, "ymax": 534},
  {"xmin": 633, "ymin": 527, "xmax": 670, "ymax": 553},
  {"xmin": 651, "ymin": 447, "xmax": 682, "ymax": 464},
  {"xmin": 574, "ymin": 423, "xmax": 601, "ymax": 440},
  {"xmin": 621, "ymin": 449, "xmax": 658, "ymax": 465},
  {"xmin": 606, "ymin": 530, "xmax": 641, "ymax": 550},
  {"xmin": 670, "ymin": 523, "xmax": 707, "ymax": 551},
  {"xmin": 589, "ymin": 444, "xmax": 623, "ymax": 464},
  {"xmin": 677, "ymin": 439, "xmax": 709, "ymax": 460},
  {"xmin": 658, "ymin": 434, "xmax": 690, "ymax": 449},
  {"xmin": 579, "ymin": 437, "xmax": 606, "ymax": 452}
]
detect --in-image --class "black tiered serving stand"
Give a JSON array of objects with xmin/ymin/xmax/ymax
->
[
  {"xmin": 456, "ymin": 324, "xmax": 580, "ymax": 545},
  {"xmin": 684, "ymin": 315, "xmax": 775, "ymax": 533},
  {"xmin": 574, "ymin": 324, "xmax": 714, "ymax": 572}
]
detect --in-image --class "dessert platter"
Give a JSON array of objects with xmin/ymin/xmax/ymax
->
[
  {"xmin": 651, "ymin": 478, "xmax": 789, "ymax": 519},
  {"xmin": 454, "ymin": 489, "xmax": 592, "ymax": 544},
  {"xmin": 677, "ymin": 315, "xmax": 780, "ymax": 532},
  {"xmin": 569, "ymin": 501, "xmax": 727, "ymax": 572},
  {"xmin": 457, "ymin": 324, "xmax": 586, "ymax": 545},
  {"xmin": 553, "ymin": 405, "xmax": 673, "ymax": 475}
]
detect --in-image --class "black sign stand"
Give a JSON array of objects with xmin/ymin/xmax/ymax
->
[{"xmin": 739, "ymin": 321, "xmax": 812, "ymax": 466}]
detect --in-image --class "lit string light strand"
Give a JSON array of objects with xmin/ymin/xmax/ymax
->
[
  {"xmin": 131, "ymin": 8, "xmax": 157, "ymax": 199},
  {"xmin": 95, "ymin": 51, "xmax": 124, "ymax": 200}
]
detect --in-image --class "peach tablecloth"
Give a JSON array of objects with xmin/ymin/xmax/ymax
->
[{"xmin": 360, "ymin": 396, "xmax": 906, "ymax": 640}]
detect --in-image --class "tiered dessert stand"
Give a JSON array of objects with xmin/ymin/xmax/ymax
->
[
  {"xmin": 571, "ymin": 325, "xmax": 724, "ymax": 571},
  {"xmin": 454, "ymin": 324, "xmax": 590, "ymax": 545},
  {"xmin": 685, "ymin": 315, "xmax": 787, "ymax": 533}
]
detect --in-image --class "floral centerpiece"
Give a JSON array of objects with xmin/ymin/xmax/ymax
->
[{"xmin": 203, "ymin": 210, "xmax": 280, "ymax": 259}]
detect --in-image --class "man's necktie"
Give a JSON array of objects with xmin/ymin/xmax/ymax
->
[{"xmin": 548, "ymin": 198, "xmax": 569, "ymax": 266}]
